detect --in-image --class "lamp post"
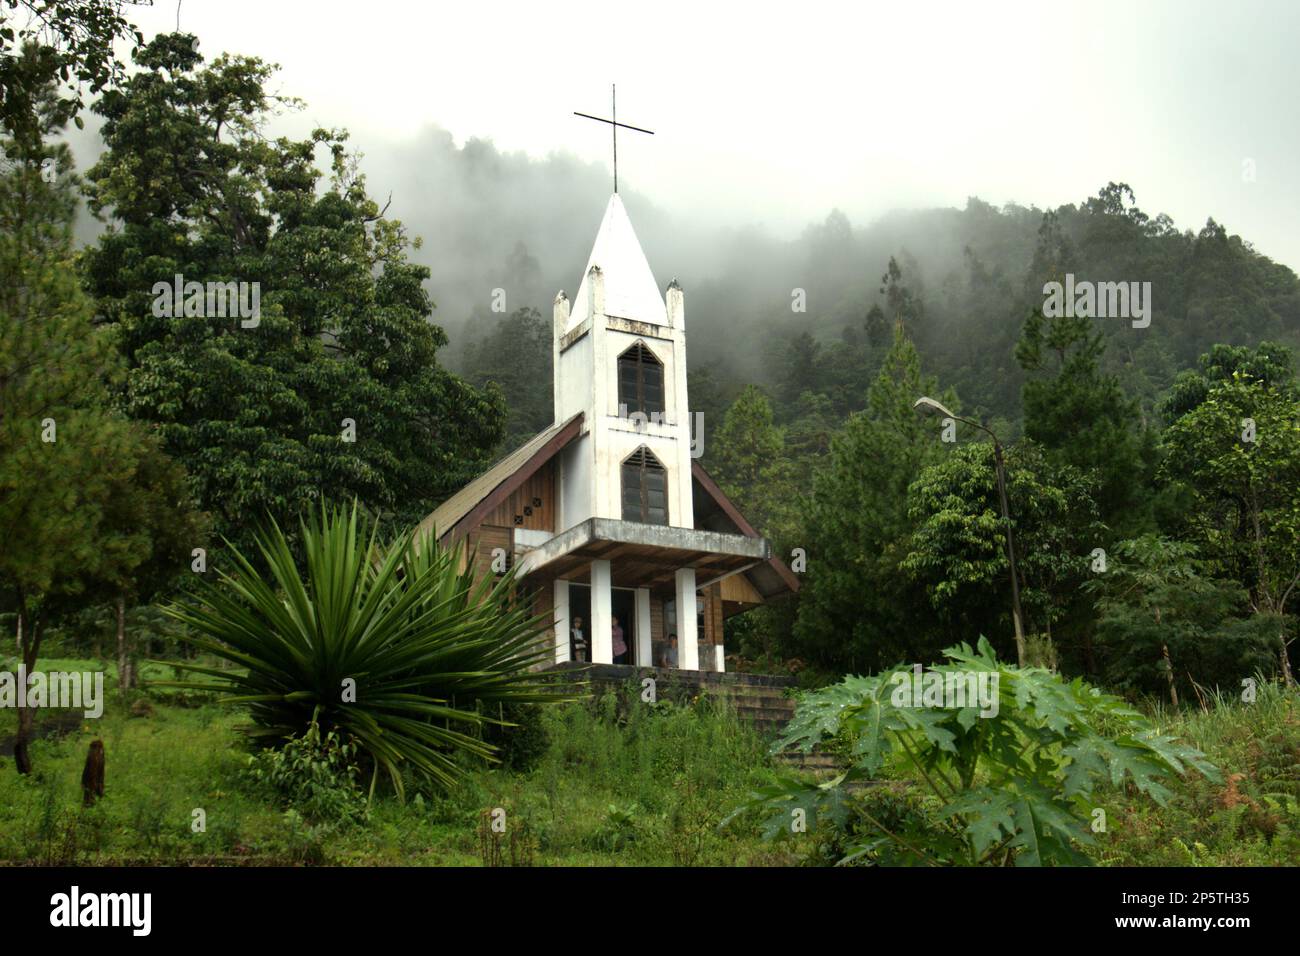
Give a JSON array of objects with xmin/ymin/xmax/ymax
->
[{"xmin": 913, "ymin": 397, "xmax": 1027, "ymax": 667}]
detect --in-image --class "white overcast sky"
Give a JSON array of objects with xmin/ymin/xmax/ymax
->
[{"xmin": 125, "ymin": 0, "xmax": 1300, "ymax": 270}]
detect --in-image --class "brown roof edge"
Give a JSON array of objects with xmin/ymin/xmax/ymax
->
[
  {"xmin": 691, "ymin": 461, "xmax": 801, "ymax": 594},
  {"xmin": 440, "ymin": 413, "xmax": 585, "ymax": 547}
]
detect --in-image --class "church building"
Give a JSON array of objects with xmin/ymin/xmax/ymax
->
[{"xmin": 419, "ymin": 194, "xmax": 798, "ymax": 671}]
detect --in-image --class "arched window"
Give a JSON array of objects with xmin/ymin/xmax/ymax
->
[
  {"xmin": 618, "ymin": 342, "xmax": 665, "ymax": 417},
  {"xmin": 621, "ymin": 447, "xmax": 668, "ymax": 525}
]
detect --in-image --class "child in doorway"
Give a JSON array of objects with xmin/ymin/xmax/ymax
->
[
  {"xmin": 664, "ymin": 633, "xmax": 679, "ymax": 668},
  {"xmin": 571, "ymin": 615, "xmax": 587, "ymax": 663},
  {"xmin": 611, "ymin": 616, "xmax": 627, "ymax": 665}
]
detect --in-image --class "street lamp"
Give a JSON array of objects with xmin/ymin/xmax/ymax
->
[{"xmin": 913, "ymin": 397, "xmax": 1027, "ymax": 667}]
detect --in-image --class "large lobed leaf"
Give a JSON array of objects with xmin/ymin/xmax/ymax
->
[{"xmin": 747, "ymin": 637, "xmax": 1219, "ymax": 865}]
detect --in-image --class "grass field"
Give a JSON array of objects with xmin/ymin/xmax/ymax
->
[{"xmin": 1, "ymin": 656, "xmax": 1296, "ymax": 866}]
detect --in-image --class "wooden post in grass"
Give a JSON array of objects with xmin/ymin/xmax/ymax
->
[{"xmin": 82, "ymin": 740, "xmax": 105, "ymax": 806}]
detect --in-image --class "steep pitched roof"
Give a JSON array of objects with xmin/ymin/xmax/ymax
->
[
  {"xmin": 565, "ymin": 193, "xmax": 666, "ymax": 332},
  {"xmin": 691, "ymin": 461, "xmax": 801, "ymax": 598},
  {"xmin": 416, "ymin": 413, "xmax": 583, "ymax": 545}
]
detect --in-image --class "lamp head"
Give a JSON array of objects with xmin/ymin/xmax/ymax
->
[{"xmin": 913, "ymin": 396, "xmax": 955, "ymax": 419}]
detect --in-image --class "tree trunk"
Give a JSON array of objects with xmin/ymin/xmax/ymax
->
[
  {"xmin": 1161, "ymin": 643, "xmax": 1179, "ymax": 709},
  {"xmin": 1081, "ymin": 628, "xmax": 1098, "ymax": 677},
  {"xmin": 14, "ymin": 605, "xmax": 43, "ymax": 775},
  {"xmin": 14, "ymin": 706, "xmax": 34, "ymax": 775},
  {"xmin": 1280, "ymin": 628, "xmax": 1295, "ymax": 689},
  {"xmin": 115, "ymin": 594, "xmax": 131, "ymax": 693}
]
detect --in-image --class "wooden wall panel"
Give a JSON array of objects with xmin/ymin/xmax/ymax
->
[
  {"xmin": 720, "ymin": 573, "xmax": 763, "ymax": 606},
  {"xmin": 467, "ymin": 525, "xmax": 511, "ymax": 581},
  {"xmin": 483, "ymin": 462, "xmax": 555, "ymax": 532}
]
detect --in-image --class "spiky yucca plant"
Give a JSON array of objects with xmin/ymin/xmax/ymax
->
[{"xmin": 161, "ymin": 501, "xmax": 565, "ymax": 797}]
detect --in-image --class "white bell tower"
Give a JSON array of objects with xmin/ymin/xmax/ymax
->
[{"xmin": 551, "ymin": 194, "xmax": 695, "ymax": 535}]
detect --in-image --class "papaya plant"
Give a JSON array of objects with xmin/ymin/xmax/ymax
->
[{"xmin": 725, "ymin": 637, "xmax": 1220, "ymax": 865}]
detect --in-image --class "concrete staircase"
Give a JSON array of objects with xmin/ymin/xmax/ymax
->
[
  {"xmin": 545, "ymin": 662, "xmax": 840, "ymax": 775},
  {"xmin": 545, "ymin": 662, "xmax": 795, "ymax": 714}
]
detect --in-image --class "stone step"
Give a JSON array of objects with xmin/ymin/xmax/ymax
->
[
  {"xmin": 718, "ymin": 694, "xmax": 794, "ymax": 707},
  {"xmin": 546, "ymin": 662, "xmax": 804, "ymax": 735},
  {"xmin": 775, "ymin": 751, "xmax": 840, "ymax": 767},
  {"xmin": 733, "ymin": 704, "xmax": 796, "ymax": 720},
  {"xmin": 729, "ymin": 688, "xmax": 795, "ymax": 699},
  {"xmin": 715, "ymin": 690, "xmax": 796, "ymax": 704},
  {"xmin": 774, "ymin": 750, "xmax": 843, "ymax": 777}
]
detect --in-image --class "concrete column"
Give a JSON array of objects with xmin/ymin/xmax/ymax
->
[
  {"xmin": 715, "ymin": 644, "xmax": 726, "ymax": 673},
  {"xmin": 553, "ymin": 579, "xmax": 570, "ymax": 664},
  {"xmin": 675, "ymin": 568, "xmax": 699, "ymax": 670},
  {"xmin": 591, "ymin": 559, "xmax": 613, "ymax": 664},
  {"xmin": 635, "ymin": 588, "xmax": 653, "ymax": 667}
]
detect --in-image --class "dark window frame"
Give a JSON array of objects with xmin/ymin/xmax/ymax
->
[
  {"xmin": 621, "ymin": 446, "xmax": 668, "ymax": 525},
  {"xmin": 618, "ymin": 342, "xmax": 665, "ymax": 417}
]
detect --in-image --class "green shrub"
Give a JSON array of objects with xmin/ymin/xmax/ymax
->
[
  {"xmin": 245, "ymin": 717, "xmax": 370, "ymax": 827},
  {"xmin": 160, "ymin": 500, "xmax": 568, "ymax": 797},
  {"xmin": 480, "ymin": 701, "xmax": 550, "ymax": 773},
  {"xmin": 728, "ymin": 637, "xmax": 1221, "ymax": 866}
]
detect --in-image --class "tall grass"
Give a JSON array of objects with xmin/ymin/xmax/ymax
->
[{"xmin": 1098, "ymin": 680, "xmax": 1300, "ymax": 866}]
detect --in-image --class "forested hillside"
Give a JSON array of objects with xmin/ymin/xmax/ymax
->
[
  {"xmin": 462, "ymin": 178, "xmax": 1300, "ymax": 697},
  {"xmin": 463, "ymin": 181, "xmax": 1300, "ymax": 444}
]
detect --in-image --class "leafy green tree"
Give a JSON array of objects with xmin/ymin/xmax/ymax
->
[
  {"xmin": 687, "ymin": 357, "xmax": 738, "ymax": 466},
  {"xmin": 709, "ymin": 386, "xmax": 802, "ymax": 669},
  {"xmin": 95, "ymin": 433, "xmax": 208, "ymax": 691},
  {"xmin": 1083, "ymin": 535, "xmax": 1276, "ymax": 703},
  {"xmin": 462, "ymin": 306, "xmax": 552, "ymax": 450},
  {"xmin": 793, "ymin": 325, "xmax": 952, "ymax": 671},
  {"xmin": 1158, "ymin": 341, "xmax": 1295, "ymax": 423},
  {"xmin": 880, "ymin": 256, "xmax": 925, "ymax": 341},
  {"xmin": 902, "ymin": 441, "xmax": 1101, "ymax": 667},
  {"xmin": 710, "ymin": 385, "xmax": 798, "ymax": 549},
  {"xmin": 80, "ymin": 35, "xmax": 504, "ymax": 551},
  {"xmin": 864, "ymin": 302, "xmax": 888, "ymax": 349},
  {"xmin": 0, "ymin": 1, "xmax": 144, "ymax": 147},
  {"xmin": 1015, "ymin": 304, "xmax": 1149, "ymax": 525},
  {"xmin": 764, "ymin": 330, "xmax": 821, "ymax": 411},
  {"xmin": 1159, "ymin": 376, "xmax": 1300, "ymax": 684}
]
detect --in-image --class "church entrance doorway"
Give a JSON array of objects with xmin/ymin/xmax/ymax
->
[{"xmin": 567, "ymin": 584, "xmax": 637, "ymax": 665}]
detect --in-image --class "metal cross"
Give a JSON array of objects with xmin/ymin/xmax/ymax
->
[{"xmin": 574, "ymin": 84, "xmax": 654, "ymax": 193}]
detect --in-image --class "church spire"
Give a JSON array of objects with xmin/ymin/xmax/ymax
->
[{"xmin": 563, "ymin": 193, "xmax": 666, "ymax": 332}]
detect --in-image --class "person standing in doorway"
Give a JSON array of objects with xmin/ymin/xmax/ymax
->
[
  {"xmin": 571, "ymin": 615, "xmax": 587, "ymax": 663},
  {"xmin": 611, "ymin": 616, "xmax": 627, "ymax": 665}
]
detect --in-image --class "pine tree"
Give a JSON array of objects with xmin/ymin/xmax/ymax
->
[
  {"xmin": 793, "ymin": 324, "xmax": 954, "ymax": 671},
  {"xmin": 710, "ymin": 385, "xmax": 796, "ymax": 549},
  {"xmin": 0, "ymin": 55, "xmax": 139, "ymax": 771}
]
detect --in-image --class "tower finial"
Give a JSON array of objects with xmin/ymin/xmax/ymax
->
[{"xmin": 574, "ymin": 87, "xmax": 654, "ymax": 194}]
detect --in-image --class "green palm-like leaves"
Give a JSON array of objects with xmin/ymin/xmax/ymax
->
[{"xmin": 160, "ymin": 501, "xmax": 565, "ymax": 797}]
